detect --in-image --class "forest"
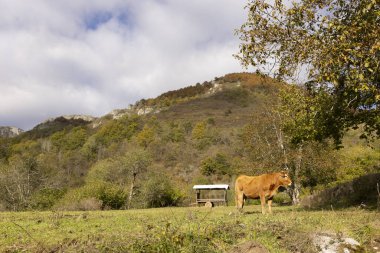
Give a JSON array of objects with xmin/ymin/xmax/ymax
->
[{"xmin": 0, "ymin": 72, "xmax": 378, "ymax": 211}]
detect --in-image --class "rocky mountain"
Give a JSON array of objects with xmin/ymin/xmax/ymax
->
[
  {"xmin": 1, "ymin": 74, "xmax": 253, "ymax": 136},
  {"xmin": 0, "ymin": 126, "xmax": 24, "ymax": 138}
]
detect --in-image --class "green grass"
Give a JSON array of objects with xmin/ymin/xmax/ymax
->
[{"xmin": 1, "ymin": 206, "xmax": 379, "ymax": 252}]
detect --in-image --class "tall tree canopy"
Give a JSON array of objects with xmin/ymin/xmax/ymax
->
[{"xmin": 236, "ymin": 0, "xmax": 380, "ymax": 144}]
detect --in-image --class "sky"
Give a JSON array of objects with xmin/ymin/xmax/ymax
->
[{"xmin": 0, "ymin": 0, "xmax": 248, "ymax": 130}]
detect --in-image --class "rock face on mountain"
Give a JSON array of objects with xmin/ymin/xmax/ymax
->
[
  {"xmin": 0, "ymin": 126, "xmax": 24, "ymax": 138},
  {"xmin": 42, "ymin": 115, "xmax": 97, "ymax": 124},
  {"xmin": 108, "ymin": 109, "xmax": 132, "ymax": 119},
  {"xmin": 30, "ymin": 115, "xmax": 98, "ymax": 137}
]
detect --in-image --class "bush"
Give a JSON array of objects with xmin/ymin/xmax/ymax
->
[
  {"xmin": 94, "ymin": 115, "xmax": 141, "ymax": 146},
  {"xmin": 191, "ymin": 122, "xmax": 207, "ymax": 140},
  {"xmin": 200, "ymin": 153, "xmax": 233, "ymax": 176},
  {"xmin": 79, "ymin": 198, "xmax": 103, "ymax": 210},
  {"xmin": 60, "ymin": 197, "xmax": 103, "ymax": 211},
  {"xmin": 166, "ymin": 123, "xmax": 185, "ymax": 143},
  {"xmin": 142, "ymin": 175, "xmax": 183, "ymax": 208},
  {"xmin": 272, "ymin": 192, "xmax": 291, "ymax": 205},
  {"xmin": 30, "ymin": 188, "xmax": 66, "ymax": 210},
  {"xmin": 137, "ymin": 125, "xmax": 155, "ymax": 147},
  {"xmin": 207, "ymin": 118, "xmax": 215, "ymax": 125},
  {"xmin": 214, "ymin": 87, "xmax": 250, "ymax": 106},
  {"xmin": 56, "ymin": 181, "xmax": 127, "ymax": 210}
]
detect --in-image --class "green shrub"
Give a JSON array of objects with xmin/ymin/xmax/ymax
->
[
  {"xmin": 56, "ymin": 181, "xmax": 126, "ymax": 210},
  {"xmin": 272, "ymin": 192, "xmax": 291, "ymax": 205},
  {"xmin": 183, "ymin": 121, "xmax": 193, "ymax": 134},
  {"xmin": 166, "ymin": 123, "xmax": 185, "ymax": 142},
  {"xmin": 137, "ymin": 125, "xmax": 155, "ymax": 147},
  {"xmin": 200, "ymin": 153, "xmax": 233, "ymax": 176},
  {"xmin": 192, "ymin": 122, "xmax": 207, "ymax": 140},
  {"xmin": 142, "ymin": 175, "xmax": 184, "ymax": 208},
  {"xmin": 215, "ymin": 87, "xmax": 250, "ymax": 106},
  {"xmin": 207, "ymin": 118, "xmax": 215, "ymax": 125},
  {"xmin": 30, "ymin": 188, "xmax": 66, "ymax": 210},
  {"xmin": 50, "ymin": 127, "xmax": 88, "ymax": 151},
  {"xmin": 94, "ymin": 115, "xmax": 141, "ymax": 146}
]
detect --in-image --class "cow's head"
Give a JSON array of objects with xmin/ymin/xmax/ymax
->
[{"xmin": 278, "ymin": 171, "xmax": 292, "ymax": 186}]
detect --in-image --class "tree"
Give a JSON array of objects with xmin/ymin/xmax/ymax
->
[
  {"xmin": 0, "ymin": 155, "xmax": 43, "ymax": 210},
  {"xmin": 200, "ymin": 153, "xmax": 233, "ymax": 176},
  {"xmin": 136, "ymin": 125, "xmax": 155, "ymax": 148},
  {"xmin": 236, "ymin": 0, "xmax": 380, "ymax": 144},
  {"xmin": 240, "ymin": 86, "xmax": 338, "ymax": 204},
  {"xmin": 191, "ymin": 121, "xmax": 212, "ymax": 150},
  {"xmin": 192, "ymin": 122, "xmax": 207, "ymax": 140},
  {"xmin": 94, "ymin": 115, "xmax": 141, "ymax": 147},
  {"xmin": 277, "ymin": 85, "xmax": 318, "ymax": 204},
  {"xmin": 121, "ymin": 150, "xmax": 151, "ymax": 209}
]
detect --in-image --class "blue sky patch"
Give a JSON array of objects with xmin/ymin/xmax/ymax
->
[{"xmin": 84, "ymin": 11, "xmax": 113, "ymax": 30}]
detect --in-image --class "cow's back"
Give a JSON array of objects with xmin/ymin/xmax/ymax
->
[
  {"xmin": 236, "ymin": 174, "xmax": 272, "ymax": 198},
  {"xmin": 235, "ymin": 175, "xmax": 261, "ymax": 198}
]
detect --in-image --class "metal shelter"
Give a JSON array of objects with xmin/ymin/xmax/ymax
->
[{"xmin": 193, "ymin": 184, "xmax": 229, "ymax": 207}]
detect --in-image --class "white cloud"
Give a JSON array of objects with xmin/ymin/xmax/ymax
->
[{"xmin": 0, "ymin": 0, "xmax": 247, "ymax": 130}]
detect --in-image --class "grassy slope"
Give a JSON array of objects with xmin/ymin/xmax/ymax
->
[{"xmin": 1, "ymin": 206, "xmax": 379, "ymax": 252}]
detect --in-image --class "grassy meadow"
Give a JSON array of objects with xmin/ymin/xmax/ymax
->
[{"xmin": 1, "ymin": 205, "xmax": 379, "ymax": 252}]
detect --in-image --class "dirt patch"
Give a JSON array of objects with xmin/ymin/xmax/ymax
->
[
  {"xmin": 369, "ymin": 238, "xmax": 380, "ymax": 253},
  {"xmin": 229, "ymin": 241, "xmax": 269, "ymax": 253},
  {"xmin": 256, "ymin": 221, "xmax": 317, "ymax": 253}
]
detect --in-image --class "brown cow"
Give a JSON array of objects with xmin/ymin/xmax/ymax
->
[{"xmin": 235, "ymin": 171, "xmax": 292, "ymax": 214}]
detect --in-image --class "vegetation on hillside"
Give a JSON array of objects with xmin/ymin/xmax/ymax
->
[{"xmin": 0, "ymin": 73, "xmax": 379, "ymax": 211}]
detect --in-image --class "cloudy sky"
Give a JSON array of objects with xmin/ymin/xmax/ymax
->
[{"xmin": 0, "ymin": 0, "xmax": 248, "ymax": 130}]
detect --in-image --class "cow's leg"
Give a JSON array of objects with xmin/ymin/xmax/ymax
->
[
  {"xmin": 238, "ymin": 192, "xmax": 245, "ymax": 211},
  {"xmin": 259, "ymin": 193, "xmax": 266, "ymax": 214},
  {"xmin": 268, "ymin": 197, "xmax": 273, "ymax": 214},
  {"xmin": 236, "ymin": 192, "xmax": 244, "ymax": 211}
]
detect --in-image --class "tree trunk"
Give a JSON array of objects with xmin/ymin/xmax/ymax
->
[
  {"xmin": 290, "ymin": 145, "xmax": 303, "ymax": 205},
  {"xmin": 127, "ymin": 173, "xmax": 136, "ymax": 209},
  {"xmin": 291, "ymin": 182, "xmax": 301, "ymax": 205}
]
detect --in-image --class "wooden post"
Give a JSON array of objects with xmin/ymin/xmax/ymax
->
[
  {"xmin": 196, "ymin": 190, "xmax": 200, "ymax": 206},
  {"xmin": 377, "ymin": 183, "xmax": 379, "ymax": 211}
]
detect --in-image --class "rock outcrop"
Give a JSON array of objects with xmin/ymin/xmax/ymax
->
[
  {"xmin": 0, "ymin": 126, "xmax": 24, "ymax": 138},
  {"xmin": 43, "ymin": 115, "xmax": 97, "ymax": 124}
]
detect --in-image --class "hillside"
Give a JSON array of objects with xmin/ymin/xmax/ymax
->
[{"xmin": 0, "ymin": 73, "xmax": 378, "ymax": 211}]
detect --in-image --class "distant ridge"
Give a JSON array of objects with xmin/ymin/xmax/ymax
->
[
  {"xmin": 0, "ymin": 126, "xmax": 24, "ymax": 138},
  {"xmin": 5, "ymin": 73, "xmax": 278, "ymax": 135},
  {"xmin": 42, "ymin": 115, "xmax": 97, "ymax": 124}
]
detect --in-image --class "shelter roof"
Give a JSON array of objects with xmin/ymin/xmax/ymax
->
[{"xmin": 193, "ymin": 184, "xmax": 229, "ymax": 190}]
